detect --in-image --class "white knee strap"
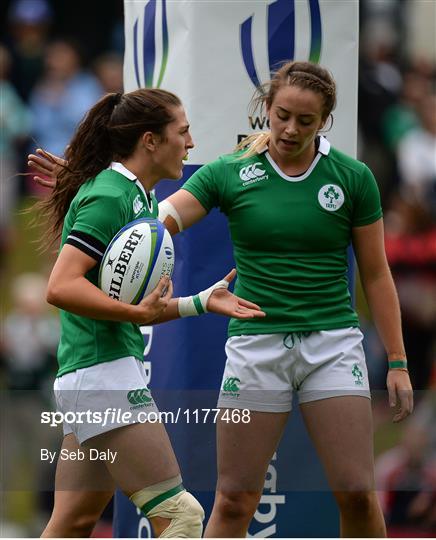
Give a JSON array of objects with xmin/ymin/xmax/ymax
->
[{"xmin": 148, "ymin": 491, "xmax": 204, "ymax": 538}]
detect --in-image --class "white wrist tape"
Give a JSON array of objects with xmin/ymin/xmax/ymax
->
[
  {"xmin": 178, "ymin": 278, "xmax": 229, "ymax": 317},
  {"xmin": 158, "ymin": 200, "xmax": 184, "ymax": 232}
]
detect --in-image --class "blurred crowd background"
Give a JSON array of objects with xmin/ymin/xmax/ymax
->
[{"xmin": 0, "ymin": 0, "xmax": 435, "ymax": 537}]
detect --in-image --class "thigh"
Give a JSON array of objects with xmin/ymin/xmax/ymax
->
[
  {"xmin": 300, "ymin": 396, "xmax": 375, "ymax": 491},
  {"xmin": 218, "ymin": 335, "xmax": 294, "ymax": 413},
  {"xmin": 216, "ymin": 410, "xmax": 289, "ymax": 492},
  {"xmin": 51, "ymin": 434, "xmax": 115, "ymax": 519},
  {"xmin": 298, "ymin": 328, "xmax": 370, "ymax": 403},
  {"xmin": 86, "ymin": 421, "xmax": 180, "ymax": 496}
]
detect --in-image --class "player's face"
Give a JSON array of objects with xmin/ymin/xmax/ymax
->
[
  {"xmin": 155, "ymin": 106, "xmax": 194, "ymax": 180},
  {"xmin": 267, "ymin": 85, "xmax": 326, "ymax": 163}
]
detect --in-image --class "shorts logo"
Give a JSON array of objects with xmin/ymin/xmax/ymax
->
[
  {"xmin": 318, "ymin": 184, "xmax": 345, "ymax": 212},
  {"xmin": 239, "ymin": 163, "xmax": 268, "ymax": 186},
  {"xmin": 222, "ymin": 377, "xmax": 241, "ymax": 397},
  {"xmin": 127, "ymin": 387, "xmax": 152, "ymax": 406},
  {"xmin": 352, "ymin": 364, "xmax": 364, "ymax": 386},
  {"xmin": 133, "ymin": 195, "xmax": 144, "ymax": 215}
]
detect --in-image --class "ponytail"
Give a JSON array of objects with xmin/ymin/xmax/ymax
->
[
  {"xmin": 33, "ymin": 88, "xmax": 181, "ymax": 248},
  {"xmin": 234, "ymin": 132, "xmax": 271, "ymax": 159},
  {"xmin": 35, "ymin": 93, "xmax": 121, "ymax": 246}
]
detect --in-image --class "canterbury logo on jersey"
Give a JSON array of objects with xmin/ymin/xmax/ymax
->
[
  {"xmin": 239, "ymin": 162, "xmax": 266, "ymax": 181},
  {"xmin": 239, "ymin": 163, "xmax": 268, "ymax": 186},
  {"xmin": 127, "ymin": 387, "xmax": 152, "ymax": 406},
  {"xmin": 133, "ymin": 195, "xmax": 144, "ymax": 215}
]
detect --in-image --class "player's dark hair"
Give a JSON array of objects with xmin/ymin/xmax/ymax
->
[
  {"xmin": 36, "ymin": 88, "xmax": 181, "ymax": 245},
  {"xmin": 236, "ymin": 61, "xmax": 337, "ymax": 157}
]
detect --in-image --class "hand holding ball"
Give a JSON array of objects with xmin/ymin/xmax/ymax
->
[{"xmin": 99, "ymin": 218, "xmax": 174, "ymax": 304}]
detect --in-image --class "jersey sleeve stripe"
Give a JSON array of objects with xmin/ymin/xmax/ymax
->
[{"xmin": 65, "ymin": 231, "xmax": 106, "ymax": 261}]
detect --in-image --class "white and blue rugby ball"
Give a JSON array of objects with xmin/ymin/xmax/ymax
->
[{"xmin": 99, "ymin": 218, "xmax": 174, "ymax": 304}]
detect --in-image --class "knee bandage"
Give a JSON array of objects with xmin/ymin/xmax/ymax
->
[{"xmin": 130, "ymin": 476, "xmax": 204, "ymax": 538}]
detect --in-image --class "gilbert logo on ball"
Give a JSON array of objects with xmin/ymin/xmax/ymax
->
[{"xmin": 99, "ymin": 218, "xmax": 174, "ymax": 304}]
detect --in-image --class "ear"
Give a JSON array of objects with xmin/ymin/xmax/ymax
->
[
  {"xmin": 142, "ymin": 131, "xmax": 159, "ymax": 151},
  {"xmin": 319, "ymin": 113, "xmax": 332, "ymax": 132}
]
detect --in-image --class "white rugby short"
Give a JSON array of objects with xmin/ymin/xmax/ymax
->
[
  {"xmin": 217, "ymin": 328, "xmax": 370, "ymax": 412},
  {"xmin": 54, "ymin": 356, "xmax": 159, "ymax": 444}
]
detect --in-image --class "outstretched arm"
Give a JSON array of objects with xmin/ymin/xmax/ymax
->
[
  {"xmin": 47, "ymin": 244, "xmax": 172, "ymax": 325},
  {"xmin": 159, "ymin": 189, "xmax": 208, "ymax": 235},
  {"xmin": 352, "ymin": 218, "xmax": 413, "ymax": 422},
  {"xmin": 27, "ymin": 149, "xmax": 208, "ymax": 234},
  {"xmin": 154, "ymin": 269, "xmax": 266, "ymax": 323}
]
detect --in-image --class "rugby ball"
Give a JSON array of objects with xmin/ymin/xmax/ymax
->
[{"xmin": 99, "ymin": 218, "xmax": 174, "ymax": 304}]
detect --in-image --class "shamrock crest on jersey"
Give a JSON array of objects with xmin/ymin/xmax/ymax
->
[{"xmin": 318, "ymin": 184, "xmax": 345, "ymax": 211}]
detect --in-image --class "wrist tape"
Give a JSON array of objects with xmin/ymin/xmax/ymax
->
[
  {"xmin": 388, "ymin": 359, "xmax": 408, "ymax": 370},
  {"xmin": 178, "ymin": 278, "xmax": 229, "ymax": 317}
]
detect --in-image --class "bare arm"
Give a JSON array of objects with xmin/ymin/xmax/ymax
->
[
  {"xmin": 49, "ymin": 246, "xmax": 265, "ymax": 326},
  {"xmin": 163, "ymin": 190, "xmax": 208, "ymax": 235},
  {"xmin": 352, "ymin": 219, "xmax": 413, "ymax": 422},
  {"xmin": 47, "ymin": 244, "xmax": 172, "ymax": 325},
  {"xmin": 27, "ymin": 150, "xmax": 208, "ymax": 234},
  {"xmin": 154, "ymin": 269, "xmax": 266, "ymax": 323}
]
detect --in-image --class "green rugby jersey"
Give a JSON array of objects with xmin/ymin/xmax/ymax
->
[
  {"xmin": 57, "ymin": 162, "xmax": 158, "ymax": 377},
  {"xmin": 182, "ymin": 137, "xmax": 382, "ymax": 336}
]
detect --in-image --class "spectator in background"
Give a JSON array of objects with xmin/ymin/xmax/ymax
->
[
  {"xmin": 7, "ymin": 0, "xmax": 52, "ymax": 102},
  {"xmin": 358, "ymin": 21, "xmax": 403, "ymax": 204},
  {"xmin": 384, "ymin": 91, "xmax": 436, "ymax": 391},
  {"xmin": 29, "ymin": 39, "xmax": 103, "ymax": 157},
  {"xmin": 381, "ymin": 70, "xmax": 431, "ymax": 153},
  {"xmin": 376, "ymin": 417, "xmax": 436, "ymax": 536},
  {"xmin": 3, "ymin": 272, "xmax": 59, "ymax": 392},
  {"xmin": 397, "ymin": 92, "xmax": 436, "ymax": 211},
  {"xmin": 0, "ymin": 44, "xmax": 32, "ymax": 277},
  {"xmin": 2, "ymin": 272, "xmax": 60, "ymax": 533},
  {"xmin": 93, "ymin": 52, "xmax": 123, "ymax": 94}
]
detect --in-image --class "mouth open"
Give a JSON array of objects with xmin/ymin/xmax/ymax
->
[{"xmin": 280, "ymin": 139, "xmax": 298, "ymax": 147}]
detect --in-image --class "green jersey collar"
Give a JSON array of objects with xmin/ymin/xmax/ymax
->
[
  {"xmin": 109, "ymin": 161, "xmax": 153, "ymax": 213},
  {"xmin": 318, "ymin": 136, "xmax": 331, "ymax": 155},
  {"xmin": 264, "ymin": 136, "xmax": 331, "ymax": 182},
  {"xmin": 109, "ymin": 161, "xmax": 137, "ymax": 181},
  {"xmin": 257, "ymin": 135, "xmax": 330, "ymax": 156}
]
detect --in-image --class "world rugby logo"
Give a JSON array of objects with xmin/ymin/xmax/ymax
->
[
  {"xmin": 240, "ymin": 0, "xmax": 322, "ymax": 88},
  {"xmin": 132, "ymin": 0, "xmax": 168, "ymax": 88},
  {"xmin": 239, "ymin": 162, "xmax": 267, "ymax": 182}
]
